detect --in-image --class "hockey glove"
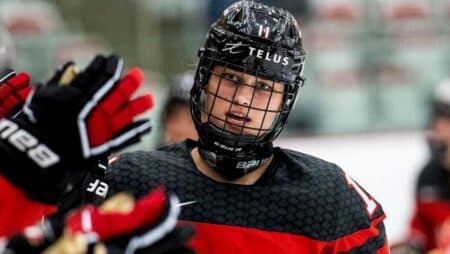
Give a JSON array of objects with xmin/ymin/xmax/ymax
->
[
  {"xmin": 0, "ymin": 61, "xmax": 80, "ymax": 120},
  {"xmin": 0, "ymin": 69, "xmax": 33, "ymax": 118},
  {"xmin": 0, "ymin": 54, "xmax": 153, "ymax": 204},
  {"xmin": 4, "ymin": 187, "xmax": 195, "ymax": 254}
]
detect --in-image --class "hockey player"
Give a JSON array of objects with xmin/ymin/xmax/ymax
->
[
  {"xmin": 162, "ymin": 72, "xmax": 198, "ymax": 145},
  {"xmin": 105, "ymin": 1, "xmax": 389, "ymax": 253},
  {"xmin": 0, "ymin": 1, "xmax": 389, "ymax": 253},
  {"xmin": 395, "ymin": 80, "xmax": 450, "ymax": 254}
]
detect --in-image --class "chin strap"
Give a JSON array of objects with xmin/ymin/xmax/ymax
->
[{"xmin": 198, "ymin": 139, "xmax": 273, "ymax": 181}]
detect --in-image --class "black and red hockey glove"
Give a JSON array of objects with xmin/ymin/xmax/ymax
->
[
  {"xmin": 62, "ymin": 187, "xmax": 194, "ymax": 254},
  {"xmin": 0, "ymin": 54, "xmax": 153, "ymax": 204},
  {"xmin": 0, "ymin": 69, "xmax": 33, "ymax": 118},
  {"xmin": 4, "ymin": 187, "xmax": 195, "ymax": 254},
  {"xmin": 0, "ymin": 61, "xmax": 80, "ymax": 120}
]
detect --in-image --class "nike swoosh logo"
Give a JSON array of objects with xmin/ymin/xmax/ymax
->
[{"xmin": 178, "ymin": 201, "xmax": 197, "ymax": 207}]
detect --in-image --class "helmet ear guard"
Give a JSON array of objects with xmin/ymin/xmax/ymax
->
[{"xmin": 190, "ymin": 1, "xmax": 306, "ymax": 180}]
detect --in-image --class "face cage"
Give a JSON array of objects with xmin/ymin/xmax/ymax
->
[{"xmin": 191, "ymin": 55, "xmax": 302, "ymax": 147}]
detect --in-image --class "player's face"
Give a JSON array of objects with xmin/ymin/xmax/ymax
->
[
  {"xmin": 204, "ymin": 65, "xmax": 284, "ymax": 137},
  {"xmin": 430, "ymin": 116, "xmax": 450, "ymax": 168},
  {"xmin": 430, "ymin": 117, "xmax": 450, "ymax": 142}
]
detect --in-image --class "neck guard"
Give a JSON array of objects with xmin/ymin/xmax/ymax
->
[{"xmin": 197, "ymin": 123, "xmax": 273, "ymax": 181}]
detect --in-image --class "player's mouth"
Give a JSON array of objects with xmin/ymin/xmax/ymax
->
[{"xmin": 225, "ymin": 112, "xmax": 251, "ymax": 132}]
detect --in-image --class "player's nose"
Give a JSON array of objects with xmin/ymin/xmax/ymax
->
[{"xmin": 233, "ymin": 84, "xmax": 254, "ymax": 107}]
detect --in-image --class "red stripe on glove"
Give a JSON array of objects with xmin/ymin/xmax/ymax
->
[
  {"xmin": 87, "ymin": 68, "xmax": 153, "ymax": 146},
  {"xmin": 66, "ymin": 186, "xmax": 167, "ymax": 241}
]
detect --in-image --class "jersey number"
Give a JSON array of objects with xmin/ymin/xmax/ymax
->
[{"xmin": 258, "ymin": 25, "xmax": 270, "ymax": 39}]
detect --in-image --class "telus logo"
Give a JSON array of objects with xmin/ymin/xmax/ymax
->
[
  {"xmin": 248, "ymin": 46, "xmax": 289, "ymax": 66},
  {"xmin": 222, "ymin": 42, "xmax": 290, "ymax": 66}
]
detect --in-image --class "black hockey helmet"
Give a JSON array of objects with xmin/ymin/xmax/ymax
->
[
  {"xmin": 190, "ymin": 0, "xmax": 306, "ymax": 180},
  {"xmin": 426, "ymin": 79, "xmax": 450, "ymax": 166},
  {"xmin": 432, "ymin": 80, "xmax": 450, "ymax": 119}
]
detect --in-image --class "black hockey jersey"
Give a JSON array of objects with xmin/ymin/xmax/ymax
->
[
  {"xmin": 407, "ymin": 160, "xmax": 450, "ymax": 251},
  {"xmin": 106, "ymin": 140, "xmax": 388, "ymax": 253}
]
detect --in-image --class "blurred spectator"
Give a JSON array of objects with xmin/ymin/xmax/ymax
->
[
  {"xmin": 393, "ymin": 79, "xmax": 450, "ymax": 254},
  {"xmin": 0, "ymin": 0, "xmax": 63, "ymax": 36},
  {"xmin": 162, "ymin": 71, "xmax": 198, "ymax": 145}
]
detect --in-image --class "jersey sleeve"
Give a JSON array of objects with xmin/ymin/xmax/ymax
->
[
  {"xmin": 407, "ymin": 199, "xmax": 433, "ymax": 250},
  {"xmin": 330, "ymin": 218, "xmax": 389, "ymax": 254},
  {"xmin": 327, "ymin": 168, "xmax": 389, "ymax": 253},
  {"xmin": 0, "ymin": 175, "xmax": 57, "ymax": 237}
]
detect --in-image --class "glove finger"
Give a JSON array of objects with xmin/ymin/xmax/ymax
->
[
  {"xmin": 30, "ymin": 85, "xmax": 81, "ymax": 106},
  {"xmin": 2, "ymin": 95, "xmax": 21, "ymax": 113},
  {"xmin": 25, "ymin": 85, "xmax": 81, "ymax": 125},
  {"xmin": 110, "ymin": 119, "xmax": 152, "ymax": 151},
  {"xmin": 106, "ymin": 193, "xmax": 181, "ymax": 254},
  {"xmin": 10, "ymin": 73, "xmax": 32, "ymax": 90},
  {"xmin": 110, "ymin": 95, "xmax": 153, "ymax": 134},
  {"xmin": 0, "ymin": 73, "xmax": 31, "ymax": 100},
  {"xmin": 98, "ymin": 67, "xmax": 145, "ymax": 116},
  {"xmin": 18, "ymin": 85, "xmax": 33, "ymax": 102},
  {"xmin": 0, "ymin": 86, "xmax": 31, "ymax": 114},
  {"xmin": 0, "ymin": 69, "xmax": 16, "ymax": 83},
  {"xmin": 0, "ymin": 82, "xmax": 13, "ymax": 101},
  {"xmin": 93, "ymin": 120, "xmax": 152, "ymax": 156},
  {"xmin": 87, "ymin": 68, "xmax": 152, "ymax": 145},
  {"xmin": 73, "ymin": 55, "xmax": 122, "ymax": 93},
  {"xmin": 88, "ymin": 95, "xmax": 152, "ymax": 147},
  {"xmin": 67, "ymin": 187, "xmax": 168, "ymax": 242}
]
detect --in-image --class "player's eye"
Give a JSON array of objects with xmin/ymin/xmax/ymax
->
[
  {"xmin": 255, "ymin": 82, "xmax": 273, "ymax": 92},
  {"xmin": 221, "ymin": 72, "xmax": 240, "ymax": 84}
]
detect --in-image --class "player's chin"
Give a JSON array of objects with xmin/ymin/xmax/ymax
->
[
  {"xmin": 224, "ymin": 123, "xmax": 260, "ymax": 137},
  {"xmin": 209, "ymin": 119, "xmax": 258, "ymax": 137},
  {"xmin": 224, "ymin": 123, "xmax": 245, "ymax": 134}
]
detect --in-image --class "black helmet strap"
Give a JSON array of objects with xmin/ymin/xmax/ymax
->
[{"xmin": 197, "ymin": 123, "xmax": 273, "ymax": 181}]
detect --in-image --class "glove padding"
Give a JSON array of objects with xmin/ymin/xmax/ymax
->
[
  {"xmin": 0, "ymin": 69, "xmax": 33, "ymax": 118},
  {"xmin": 0, "ymin": 55, "xmax": 153, "ymax": 203},
  {"xmin": 4, "ymin": 187, "xmax": 195, "ymax": 254}
]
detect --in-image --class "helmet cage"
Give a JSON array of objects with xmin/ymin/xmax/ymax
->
[
  {"xmin": 188, "ymin": 1, "xmax": 307, "ymax": 179},
  {"xmin": 191, "ymin": 48, "xmax": 304, "ymax": 148}
]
